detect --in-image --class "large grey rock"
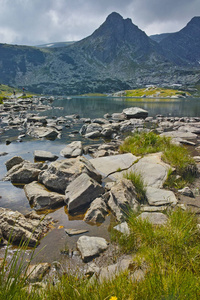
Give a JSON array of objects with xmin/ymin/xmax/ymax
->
[
  {"xmin": 146, "ymin": 187, "xmax": 177, "ymax": 206},
  {"xmin": 39, "ymin": 156, "xmax": 102, "ymax": 193},
  {"xmin": 60, "ymin": 141, "xmax": 83, "ymax": 158},
  {"xmin": 27, "ymin": 127, "xmax": 59, "ymax": 140},
  {"xmin": 138, "ymin": 212, "xmax": 168, "ymax": 225},
  {"xmin": 34, "ymin": 150, "xmax": 58, "ymax": 161},
  {"xmin": 178, "ymin": 186, "xmax": 194, "ymax": 198},
  {"xmin": 84, "ymin": 197, "xmax": 108, "ymax": 224},
  {"xmin": 114, "ymin": 222, "xmax": 130, "ymax": 235},
  {"xmin": 111, "ymin": 112, "xmax": 126, "ymax": 121},
  {"xmin": 24, "ymin": 181, "xmax": 65, "ymax": 210},
  {"xmin": 90, "ymin": 153, "xmax": 140, "ymax": 180},
  {"xmin": 27, "ymin": 116, "xmax": 47, "ymax": 125},
  {"xmin": 123, "ymin": 107, "xmax": 148, "ymax": 119},
  {"xmin": 108, "ymin": 178, "xmax": 139, "ymax": 221},
  {"xmin": 77, "ymin": 235, "xmax": 108, "ymax": 262},
  {"xmin": 85, "ymin": 131, "xmax": 101, "ymax": 139},
  {"xmin": 129, "ymin": 152, "xmax": 171, "ymax": 188},
  {"xmin": 0, "ymin": 208, "xmax": 51, "ymax": 246},
  {"xmin": 5, "ymin": 156, "xmax": 25, "ymax": 171},
  {"xmin": 65, "ymin": 173, "xmax": 104, "ymax": 213},
  {"xmin": 80, "ymin": 123, "xmax": 102, "ymax": 135}
]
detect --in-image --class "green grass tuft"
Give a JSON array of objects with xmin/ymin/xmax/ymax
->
[{"xmin": 124, "ymin": 171, "xmax": 147, "ymax": 204}]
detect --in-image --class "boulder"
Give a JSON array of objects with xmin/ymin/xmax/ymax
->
[
  {"xmin": 84, "ymin": 197, "xmax": 108, "ymax": 224},
  {"xmin": 160, "ymin": 131, "xmax": 197, "ymax": 140},
  {"xmin": 65, "ymin": 173, "xmax": 104, "ymax": 213},
  {"xmin": 24, "ymin": 181, "xmax": 65, "ymax": 210},
  {"xmin": 27, "ymin": 127, "xmax": 59, "ymax": 140},
  {"xmin": 34, "ymin": 150, "xmax": 58, "ymax": 161},
  {"xmin": 60, "ymin": 141, "xmax": 83, "ymax": 158},
  {"xmin": 108, "ymin": 178, "xmax": 139, "ymax": 221},
  {"xmin": 123, "ymin": 107, "xmax": 148, "ymax": 119},
  {"xmin": 178, "ymin": 187, "xmax": 194, "ymax": 198},
  {"xmin": 129, "ymin": 153, "xmax": 172, "ymax": 188},
  {"xmin": 80, "ymin": 123, "xmax": 102, "ymax": 135},
  {"xmin": 39, "ymin": 156, "xmax": 102, "ymax": 193},
  {"xmin": 146, "ymin": 187, "xmax": 177, "ymax": 206},
  {"xmin": 5, "ymin": 156, "xmax": 25, "ymax": 171},
  {"xmin": 0, "ymin": 208, "xmax": 52, "ymax": 246},
  {"xmin": 111, "ymin": 113, "xmax": 126, "ymax": 121},
  {"xmin": 138, "ymin": 212, "xmax": 168, "ymax": 225},
  {"xmin": 27, "ymin": 116, "xmax": 47, "ymax": 125},
  {"xmin": 77, "ymin": 235, "xmax": 108, "ymax": 262},
  {"xmin": 85, "ymin": 131, "xmax": 102, "ymax": 139}
]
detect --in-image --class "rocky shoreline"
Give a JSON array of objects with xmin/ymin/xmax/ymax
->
[{"xmin": 1, "ymin": 96, "xmax": 200, "ymax": 284}]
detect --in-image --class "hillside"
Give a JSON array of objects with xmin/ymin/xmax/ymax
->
[{"xmin": 0, "ymin": 12, "xmax": 199, "ymax": 95}]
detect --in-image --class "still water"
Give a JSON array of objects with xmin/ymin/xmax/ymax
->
[{"xmin": 0, "ymin": 96, "xmax": 200, "ymax": 263}]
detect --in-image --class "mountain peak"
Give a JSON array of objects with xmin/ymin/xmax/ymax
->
[{"xmin": 106, "ymin": 12, "xmax": 123, "ymax": 21}]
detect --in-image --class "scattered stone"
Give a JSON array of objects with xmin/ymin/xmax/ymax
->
[
  {"xmin": 65, "ymin": 173, "xmax": 104, "ymax": 213},
  {"xmin": 64, "ymin": 229, "xmax": 89, "ymax": 236},
  {"xmin": 27, "ymin": 127, "xmax": 59, "ymax": 140},
  {"xmin": 0, "ymin": 152, "xmax": 8, "ymax": 157},
  {"xmin": 34, "ymin": 150, "xmax": 58, "ymax": 161},
  {"xmin": 5, "ymin": 156, "xmax": 25, "ymax": 171},
  {"xmin": 85, "ymin": 263, "xmax": 100, "ymax": 276},
  {"xmin": 114, "ymin": 222, "xmax": 130, "ymax": 235},
  {"xmin": 60, "ymin": 141, "xmax": 83, "ymax": 158},
  {"xmin": 146, "ymin": 187, "xmax": 177, "ymax": 206},
  {"xmin": 77, "ymin": 235, "xmax": 108, "ymax": 262},
  {"xmin": 27, "ymin": 263, "xmax": 51, "ymax": 283},
  {"xmin": 178, "ymin": 187, "xmax": 194, "ymax": 198},
  {"xmin": 84, "ymin": 197, "xmax": 108, "ymax": 224},
  {"xmin": 24, "ymin": 181, "xmax": 65, "ymax": 210},
  {"xmin": 138, "ymin": 212, "xmax": 168, "ymax": 225}
]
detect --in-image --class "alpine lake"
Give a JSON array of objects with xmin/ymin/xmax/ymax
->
[{"xmin": 0, "ymin": 95, "xmax": 200, "ymax": 265}]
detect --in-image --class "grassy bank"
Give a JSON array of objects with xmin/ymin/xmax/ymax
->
[{"xmin": 124, "ymin": 87, "xmax": 190, "ymax": 98}]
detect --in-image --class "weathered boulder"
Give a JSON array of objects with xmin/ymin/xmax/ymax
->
[
  {"xmin": 178, "ymin": 186, "xmax": 194, "ymax": 198},
  {"xmin": 34, "ymin": 150, "xmax": 58, "ymax": 161},
  {"xmin": 111, "ymin": 112, "xmax": 126, "ymax": 121},
  {"xmin": 80, "ymin": 123, "xmax": 102, "ymax": 136},
  {"xmin": 77, "ymin": 235, "xmax": 108, "ymax": 262},
  {"xmin": 146, "ymin": 187, "xmax": 177, "ymax": 206},
  {"xmin": 84, "ymin": 197, "xmax": 108, "ymax": 224},
  {"xmin": 24, "ymin": 181, "xmax": 65, "ymax": 210},
  {"xmin": 60, "ymin": 141, "xmax": 83, "ymax": 158},
  {"xmin": 130, "ymin": 153, "xmax": 172, "ymax": 188},
  {"xmin": 65, "ymin": 173, "xmax": 104, "ymax": 213},
  {"xmin": 27, "ymin": 127, "xmax": 59, "ymax": 140},
  {"xmin": 5, "ymin": 156, "xmax": 25, "ymax": 171},
  {"xmin": 39, "ymin": 156, "xmax": 102, "ymax": 193},
  {"xmin": 85, "ymin": 131, "xmax": 102, "ymax": 139},
  {"xmin": 27, "ymin": 116, "xmax": 47, "ymax": 125},
  {"xmin": 27, "ymin": 263, "xmax": 51, "ymax": 283},
  {"xmin": 123, "ymin": 107, "xmax": 148, "ymax": 119},
  {"xmin": 108, "ymin": 178, "xmax": 139, "ymax": 221},
  {"xmin": 0, "ymin": 208, "xmax": 52, "ymax": 246},
  {"xmin": 138, "ymin": 212, "xmax": 168, "ymax": 225}
]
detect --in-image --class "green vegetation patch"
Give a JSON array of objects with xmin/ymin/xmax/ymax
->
[
  {"xmin": 124, "ymin": 171, "xmax": 147, "ymax": 204},
  {"xmin": 124, "ymin": 87, "xmax": 191, "ymax": 98}
]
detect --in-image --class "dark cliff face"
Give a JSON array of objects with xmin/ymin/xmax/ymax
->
[
  {"xmin": 160, "ymin": 16, "xmax": 200, "ymax": 65},
  {"xmin": 75, "ymin": 12, "xmax": 163, "ymax": 64}
]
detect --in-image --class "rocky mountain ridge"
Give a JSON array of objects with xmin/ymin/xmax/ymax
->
[{"xmin": 0, "ymin": 12, "xmax": 199, "ymax": 95}]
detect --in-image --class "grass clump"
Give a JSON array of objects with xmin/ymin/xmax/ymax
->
[
  {"xmin": 124, "ymin": 171, "xmax": 147, "ymax": 204},
  {"xmin": 120, "ymin": 131, "xmax": 197, "ymax": 188}
]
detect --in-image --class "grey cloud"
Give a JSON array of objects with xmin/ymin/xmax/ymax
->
[{"xmin": 0, "ymin": 0, "xmax": 199, "ymax": 45}]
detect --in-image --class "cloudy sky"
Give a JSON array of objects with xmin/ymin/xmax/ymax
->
[{"xmin": 0, "ymin": 0, "xmax": 199, "ymax": 46}]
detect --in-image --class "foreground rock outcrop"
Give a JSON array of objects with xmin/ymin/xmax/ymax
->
[{"xmin": 0, "ymin": 208, "xmax": 52, "ymax": 246}]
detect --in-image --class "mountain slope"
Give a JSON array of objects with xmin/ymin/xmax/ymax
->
[{"xmin": 160, "ymin": 17, "xmax": 200, "ymax": 65}]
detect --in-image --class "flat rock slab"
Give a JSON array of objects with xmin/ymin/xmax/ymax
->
[
  {"xmin": 128, "ymin": 152, "xmax": 171, "ymax": 188},
  {"xmin": 65, "ymin": 229, "xmax": 88, "ymax": 236},
  {"xmin": 34, "ymin": 150, "xmax": 58, "ymax": 161},
  {"xmin": 138, "ymin": 212, "xmax": 168, "ymax": 225},
  {"xmin": 90, "ymin": 153, "xmax": 139, "ymax": 179},
  {"xmin": 65, "ymin": 173, "xmax": 104, "ymax": 213},
  {"xmin": 160, "ymin": 131, "xmax": 197, "ymax": 140},
  {"xmin": 146, "ymin": 187, "xmax": 177, "ymax": 206},
  {"xmin": 24, "ymin": 181, "xmax": 65, "ymax": 210},
  {"xmin": 123, "ymin": 107, "xmax": 148, "ymax": 119},
  {"xmin": 60, "ymin": 141, "xmax": 83, "ymax": 158},
  {"xmin": 77, "ymin": 235, "xmax": 108, "ymax": 262}
]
